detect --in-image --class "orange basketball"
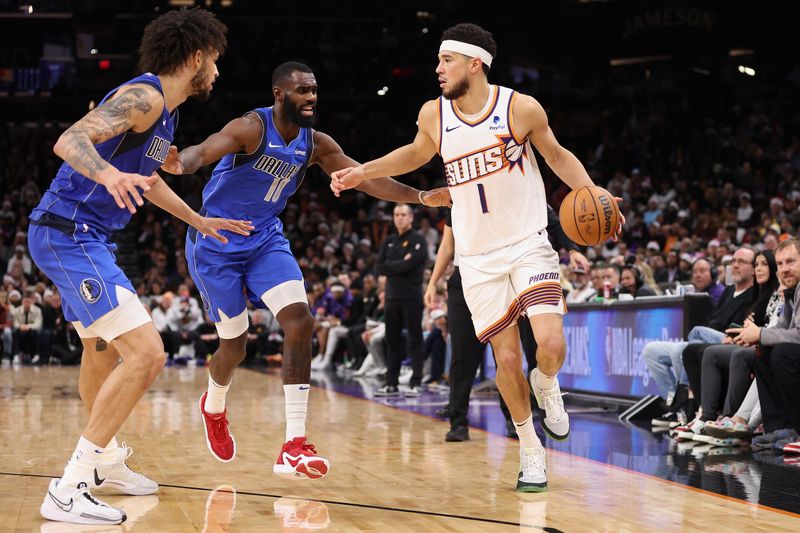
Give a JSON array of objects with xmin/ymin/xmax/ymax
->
[{"xmin": 559, "ymin": 186, "xmax": 621, "ymax": 246}]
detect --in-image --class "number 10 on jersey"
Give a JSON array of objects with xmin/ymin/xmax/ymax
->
[
  {"xmin": 477, "ymin": 183, "xmax": 489, "ymax": 213},
  {"xmin": 264, "ymin": 177, "xmax": 291, "ymax": 203}
]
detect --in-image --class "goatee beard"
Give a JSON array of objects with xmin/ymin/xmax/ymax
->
[{"xmin": 443, "ymin": 77, "xmax": 469, "ymax": 99}]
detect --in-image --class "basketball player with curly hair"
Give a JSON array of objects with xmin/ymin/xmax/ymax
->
[{"xmin": 31, "ymin": 8, "xmax": 251, "ymax": 525}]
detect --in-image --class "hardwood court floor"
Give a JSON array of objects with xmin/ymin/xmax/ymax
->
[{"xmin": 1, "ymin": 366, "xmax": 799, "ymax": 532}]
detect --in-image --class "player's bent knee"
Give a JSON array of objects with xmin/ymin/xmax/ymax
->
[
  {"xmin": 538, "ymin": 335, "xmax": 566, "ymax": 357},
  {"xmin": 495, "ymin": 349, "xmax": 522, "ymax": 370}
]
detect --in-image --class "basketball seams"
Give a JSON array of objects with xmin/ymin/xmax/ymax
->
[{"xmin": 572, "ymin": 187, "xmax": 589, "ymax": 245}]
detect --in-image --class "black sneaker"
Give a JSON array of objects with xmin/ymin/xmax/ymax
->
[
  {"xmin": 374, "ymin": 385, "xmax": 401, "ymax": 397},
  {"xmin": 436, "ymin": 406, "xmax": 452, "ymax": 419},
  {"xmin": 445, "ymin": 426, "xmax": 470, "ymax": 442},
  {"xmin": 652, "ymin": 411, "xmax": 680, "ymax": 428}
]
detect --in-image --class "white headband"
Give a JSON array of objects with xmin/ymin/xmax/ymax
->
[{"xmin": 439, "ymin": 40, "xmax": 493, "ymax": 68}]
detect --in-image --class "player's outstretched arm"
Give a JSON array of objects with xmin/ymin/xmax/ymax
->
[
  {"xmin": 143, "ymin": 175, "xmax": 254, "ymax": 244},
  {"xmin": 313, "ymin": 130, "xmax": 451, "ymax": 208},
  {"xmin": 53, "ymin": 84, "xmax": 165, "ymax": 213},
  {"xmin": 330, "ymin": 100, "xmax": 440, "ymax": 194},
  {"xmin": 174, "ymin": 113, "xmax": 263, "ymax": 175}
]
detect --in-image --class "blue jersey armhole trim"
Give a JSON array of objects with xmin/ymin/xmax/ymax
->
[{"xmin": 232, "ymin": 109, "xmax": 268, "ymax": 168}]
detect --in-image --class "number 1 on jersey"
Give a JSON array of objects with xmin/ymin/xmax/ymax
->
[{"xmin": 477, "ymin": 183, "xmax": 489, "ymax": 213}]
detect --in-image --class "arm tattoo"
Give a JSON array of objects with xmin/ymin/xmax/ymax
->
[{"xmin": 58, "ymin": 87, "xmax": 155, "ymax": 179}]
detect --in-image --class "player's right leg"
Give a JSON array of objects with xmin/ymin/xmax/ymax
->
[
  {"xmin": 186, "ymin": 228, "xmax": 250, "ymax": 463},
  {"xmin": 490, "ymin": 326, "xmax": 547, "ymax": 492}
]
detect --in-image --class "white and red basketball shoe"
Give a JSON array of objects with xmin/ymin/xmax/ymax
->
[
  {"xmin": 199, "ymin": 393, "xmax": 236, "ymax": 462},
  {"xmin": 273, "ymin": 437, "xmax": 330, "ymax": 480}
]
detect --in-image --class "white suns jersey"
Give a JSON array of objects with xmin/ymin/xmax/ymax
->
[{"xmin": 438, "ymin": 85, "xmax": 547, "ymax": 257}]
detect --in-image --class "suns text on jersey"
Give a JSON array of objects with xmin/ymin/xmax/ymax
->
[{"xmin": 444, "ymin": 135, "xmax": 524, "ymax": 186}]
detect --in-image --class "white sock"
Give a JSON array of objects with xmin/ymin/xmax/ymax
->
[
  {"xmin": 514, "ymin": 414, "xmax": 542, "ymax": 450},
  {"xmin": 205, "ymin": 376, "xmax": 230, "ymax": 414},
  {"xmin": 99, "ymin": 436, "xmax": 119, "ymax": 463},
  {"xmin": 284, "ymin": 384, "xmax": 309, "ymax": 441},
  {"xmin": 535, "ymin": 369, "xmax": 557, "ymax": 391},
  {"xmin": 59, "ymin": 436, "xmax": 103, "ymax": 489}
]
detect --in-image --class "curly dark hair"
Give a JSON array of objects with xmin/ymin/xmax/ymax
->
[
  {"xmin": 138, "ymin": 7, "xmax": 228, "ymax": 75},
  {"xmin": 441, "ymin": 23, "xmax": 497, "ymax": 75}
]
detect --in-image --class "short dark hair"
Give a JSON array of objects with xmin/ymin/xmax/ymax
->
[
  {"xmin": 138, "ymin": 7, "xmax": 227, "ymax": 75},
  {"xmin": 441, "ymin": 23, "xmax": 497, "ymax": 75},
  {"xmin": 272, "ymin": 61, "xmax": 314, "ymax": 88}
]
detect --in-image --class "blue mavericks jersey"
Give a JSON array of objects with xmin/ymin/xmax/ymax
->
[
  {"xmin": 200, "ymin": 107, "xmax": 312, "ymax": 232},
  {"xmin": 31, "ymin": 73, "xmax": 177, "ymax": 234}
]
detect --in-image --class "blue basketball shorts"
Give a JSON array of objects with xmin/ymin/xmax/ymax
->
[
  {"xmin": 185, "ymin": 226, "xmax": 305, "ymax": 324},
  {"xmin": 28, "ymin": 213, "xmax": 136, "ymax": 328}
]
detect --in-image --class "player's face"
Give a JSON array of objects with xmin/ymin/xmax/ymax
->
[
  {"xmin": 436, "ymin": 52, "xmax": 470, "ymax": 99},
  {"xmin": 282, "ymin": 72, "xmax": 318, "ymax": 128},
  {"xmin": 190, "ymin": 50, "xmax": 220, "ymax": 101}
]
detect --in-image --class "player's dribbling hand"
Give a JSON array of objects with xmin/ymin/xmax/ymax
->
[
  {"xmin": 195, "ymin": 217, "xmax": 255, "ymax": 244},
  {"xmin": 161, "ymin": 145, "xmax": 184, "ymax": 175},
  {"xmin": 330, "ymin": 166, "xmax": 365, "ymax": 197},
  {"xmin": 100, "ymin": 169, "xmax": 159, "ymax": 214},
  {"xmin": 611, "ymin": 196, "xmax": 626, "ymax": 242},
  {"xmin": 421, "ymin": 187, "xmax": 452, "ymax": 208}
]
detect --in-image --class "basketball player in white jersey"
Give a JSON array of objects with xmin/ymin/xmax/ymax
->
[{"xmin": 332, "ymin": 23, "xmax": 622, "ymax": 492}]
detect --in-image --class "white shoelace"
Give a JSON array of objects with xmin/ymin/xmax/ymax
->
[
  {"xmin": 543, "ymin": 391, "xmax": 565, "ymax": 422},
  {"xmin": 520, "ymin": 449, "xmax": 546, "ymax": 476}
]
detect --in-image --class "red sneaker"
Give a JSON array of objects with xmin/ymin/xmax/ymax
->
[
  {"xmin": 273, "ymin": 437, "xmax": 330, "ymax": 479},
  {"xmin": 199, "ymin": 393, "xmax": 236, "ymax": 462}
]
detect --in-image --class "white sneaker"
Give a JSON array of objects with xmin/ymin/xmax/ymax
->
[
  {"xmin": 93, "ymin": 444, "xmax": 158, "ymax": 495},
  {"xmin": 352, "ymin": 354, "xmax": 375, "ymax": 377},
  {"xmin": 405, "ymin": 385, "xmax": 421, "ymax": 397},
  {"xmin": 516, "ymin": 447, "xmax": 547, "ymax": 492},
  {"xmin": 398, "ymin": 366, "xmax": 413, "ymax": 385},
  {"xmin": 365, "ymin": 365, "xmax": 387, "ymax": 378},
  {"xmin": 529, "ymin": 369, "xmax": 570, "ymax": 440},
  {"xmin": 40, "ymin": 478, "xmax": 126, "ymax": 525}
]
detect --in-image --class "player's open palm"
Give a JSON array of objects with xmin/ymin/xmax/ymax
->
[
  {"xmin": 160, "ymin": 145, "xmax": 184, "ymax": 175},
  {"xmin": 330, "ymin": 166, "xmax": 364, "ymax": 196},
  {"xmin": 195, "ymin": 217, "xmax": 255, "ymax": 244},
  {"xmin": 421, "ymin": 187, "xmax": 452, "ymax": 207},
  {"xmin": 102, "ymin": 170, "xmax": 159, "ymax": 214}
]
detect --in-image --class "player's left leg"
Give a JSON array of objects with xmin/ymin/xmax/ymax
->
[
  {"xmin": 77, "ymin": 339, "xmax": 157, "ymax": 495},
  {"xmin": 271, "ymin": 300, "xmax": 330, "ymax": 479},
  {"xmin": 526, "ymin": 314, "xmax": 570, "ymax": 440},
  {"xmin": 508, "ymin": 234, "xmax": 570, "ymax": 440}
]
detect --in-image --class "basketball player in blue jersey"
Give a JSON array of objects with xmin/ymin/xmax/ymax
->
[
  {"xmin": 29, "ymin": 8, "xmax": 253, "ymax": 525},
  {"xmin": 162, "ymin": 61, "xmax": 450, "ymax": 479},
  {"xmin": 331, "ymin": 24, "xmax": 623, "ymax": 492}
]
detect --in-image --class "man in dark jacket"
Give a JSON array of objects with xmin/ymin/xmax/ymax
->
[{"xmin": 374, "ymin": 204, "xmax": 427, "ymax": 397}]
